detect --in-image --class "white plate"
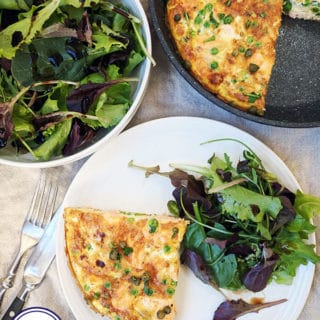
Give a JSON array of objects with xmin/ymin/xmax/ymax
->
[{"xmin": 56, "ymin": 116, "xmax": 315, "ymax": 320}]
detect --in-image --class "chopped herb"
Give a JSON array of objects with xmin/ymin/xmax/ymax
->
[
  {"xmin": 86, "ymin": 243, "xmax": 93, "ymax": 250},
  {"xmin": 170, "ymin": 279, "xmax": 178, "ymax": 286},
  {"xmin": 123, "ymin": 246, "xmax": 133, "ymax": 256},
  {"xmin": 209, "ymin": 12, "xmax": 220, "ymax": 28},
  {"xmin": 130, "ymin": 288, "xmax": 139, "ymax": 296},
  {"xmin": 194, "ymin": 14, "xmax": 203, "ymax": 25},
  {"xmin": 163, "ymin": 245, "xmax": 171, "ymax": 253},
  {"xmin": 224, "ymin": 0, "xmax": 232, "ymax": 7},
  {"xmin": 283, "ymin": 0, "xmax": 292, "ymax": 12},
  {"xmin": 114, "ymin": 261, "xmax": 121, "ymax": 269},
  {"xmin": 223, "ymin": 14, "xmax": 233, "ymax": 24},
  {"xmin": 218, "ymin": 13, "xmax": 226, "ymax": 21},
  {"xmin": 260, "ymin": 12, "xmax": 266, "ymax": 18},
  {"xmin": 109, "ymin": 248, "xmax": 121, "ymax": 260},
  {"xmin": 205, "ymin": 3, "xmax": 213, "ymax": 11},
  {"xmin": 148, "ymin": 218, "xmax": 159, "ymax": 233},
  {"xmin": 143, "ymin": 287, "xmax": 154, "ymax": 296},
  {"xmin": 166, "ymin": 287, "xmax": 175, "ymax": 295},
  {"xmin": 247, "ymin": 36, "xmax": 254, "ymax": 43},
  {"xmin": 245, "ymin": 92, "xmax": 261, "ymax": 103},
  {"xmin": 204, "ymin": 35, "xmax": 216, "ymax": 43},
  {"xmin": 93, "ymin": 292, "xmax": 101, "ymax": 299},
  {"xmin": 124, "ymin": 268, "xmax": 131, "ymax": 275},
  {"xmin": 171, "ymin": 227, "xmax": 179, "ymax": 239},
  {"xmin": 84, "ymin": 284, "xmax": 90, "ymax": 291},
  {"xmin": 104, "ymin": 282, "xmax": 111, "ymax": 289}
]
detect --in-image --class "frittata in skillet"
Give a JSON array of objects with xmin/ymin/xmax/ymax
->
[
  {"xmin": 64, "ymin": 207, "xmax": 188, "ymax": 320},
  {"xmin": 166, "ymin": 0, "xmax": 283, "ymax": 114},
  {"xmin": 286, "ymin": 0, "xmax": 320, "ymax": 21}
]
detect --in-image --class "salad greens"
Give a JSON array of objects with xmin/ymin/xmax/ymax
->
[
  {"xmin": 129, "ymin": 139, "xmax": 320, "ymax": 295},
  {"xmin": 0, "ymin": 0, "xmax": 153, "ymax": 160}
]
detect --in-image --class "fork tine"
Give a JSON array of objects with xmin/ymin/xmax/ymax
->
[
  {"xmin": 40, "ymin": 183, "xmax": 58, "ymax": 228},
  {"xmin": 27, "ymin": 173, "xmax": 46, "ymax": 225}
]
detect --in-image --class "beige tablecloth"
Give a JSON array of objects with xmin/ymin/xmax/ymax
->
[{"xmin": 0, "ymin": 1, "xmax": 319, "ymax": 319}]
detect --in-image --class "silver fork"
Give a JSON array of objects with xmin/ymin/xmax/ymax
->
[{"xmin": 0, "ymin": 173, "xmax": 58, "ymax": 306}]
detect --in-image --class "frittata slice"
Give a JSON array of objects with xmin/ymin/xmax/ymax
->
[
  {"xmin": 166, "ymin": 0, "xmax": 283, "ymax": 114},
  {"xmin": 64, "ymin": 207, "xmax": 188, "ymax": 320},
  {"xmin": 285, "ymin": 0, "xmax": 320, "ymax": 21}
]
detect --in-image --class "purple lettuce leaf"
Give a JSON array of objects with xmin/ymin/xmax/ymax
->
[
  {"xmin": 243, "ymin": 250, "xmax": 279, "ymax": 292},
  {"xmin": 213, "ymin": 298, "xmax": 287, "ymax": 320},
  {"xmin": 66, "ymin": 80, "xmax": 126, "ymax": 113},
  {"xmin": 181, "ymin": 249, "xmax": 211, "ymax": 285},
  {"xmin": 0, "ymin": 102, "xmax": 14, "ymax": 148}
]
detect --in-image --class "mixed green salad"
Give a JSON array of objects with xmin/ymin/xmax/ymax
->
[
  {"xmin": 130, "ymin": 138, "xmax": 320, "ymax": 319},
  {"xmin": 0, "ymin": 0, "xmax": 152, "ymax": 160}
]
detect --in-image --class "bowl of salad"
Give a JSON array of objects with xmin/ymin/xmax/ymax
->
[{"xmin": 0, "ymin": 0, "xmax": 153, "ymax": 167}]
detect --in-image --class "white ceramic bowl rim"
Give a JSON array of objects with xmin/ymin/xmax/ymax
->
[{"xmin": 0, "ymin": 0, "xmax": 152, "ymax": 168}]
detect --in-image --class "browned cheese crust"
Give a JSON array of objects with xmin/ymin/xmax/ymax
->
[
  {"xmin": 64, "ymin": 207, "xmax": 188, "ymax": 320},
  {"xmin": 166, "ymin": 0, "xmax": 283, "ymax": 114}
]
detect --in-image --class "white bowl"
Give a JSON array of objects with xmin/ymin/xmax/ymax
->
[{"xmin": 0, "ymin": 0, "xmax": 152, "ymax": 168}]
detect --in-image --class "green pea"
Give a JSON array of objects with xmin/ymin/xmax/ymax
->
[
  {"xmin": 210, "ymin": 47, "xmax": 219, "ymax": 55},
  {"xmin": 210, "ymin": 61, "xmax": 219, "ymax": 70}
]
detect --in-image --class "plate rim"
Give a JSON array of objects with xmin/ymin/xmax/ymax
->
[
  {"xmin": 56, "ymin": 116, "xmax": 316, "ymax": 320},
  {"xmin": 148, "ymin": 0, "xmax": 320, "ymax": 128}
]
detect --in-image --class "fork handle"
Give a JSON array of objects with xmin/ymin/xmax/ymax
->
[
  {"xmin": 1, "ymin": 284, "xmax": 34, "ymax": 320},
  {"xmin": 0, "ymin": 251, "xmax": 24, "ymax": 305}
]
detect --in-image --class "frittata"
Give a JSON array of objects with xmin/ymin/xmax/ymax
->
[
  {"xmin": 285, "ymin": 0, "xmax": 320, "ymax": 21},
  {"xmin": 64, "ymin": 207, "xmax": 188, "ymax": 320},
  {"xmin": 166, "ymin": 0, "xmax": 283, "ymax": 114}
]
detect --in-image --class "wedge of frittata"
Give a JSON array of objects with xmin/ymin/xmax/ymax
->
[
  {"xmin": 166, "ymin": 0, "xmax": 283, "ymax": 114},
  {"xmin": 64, "ymin": 207, "xmax": 188, "ymax": 320}
]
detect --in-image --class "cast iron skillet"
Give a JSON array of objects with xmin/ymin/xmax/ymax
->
[{"xmin": 149, "ymin": 0, "xmax": 320, "ymax": 127}]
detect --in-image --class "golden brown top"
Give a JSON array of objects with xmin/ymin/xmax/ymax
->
[
  {"xmin": 166, "ymin": 0, "xmax": 283, "ymax": 114},
  {"xmin": 64, "ymin": 207, "xmax": 188, "ymax": 320}
]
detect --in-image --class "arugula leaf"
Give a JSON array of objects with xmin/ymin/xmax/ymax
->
[{"xmin": 11, "ymin": 37, "xmax": 106, "ymax": 87}]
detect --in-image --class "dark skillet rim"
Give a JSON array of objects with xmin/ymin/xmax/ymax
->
[{"xmin": 148, "ymin": 0, "xmax": 320, "ymax": 128}]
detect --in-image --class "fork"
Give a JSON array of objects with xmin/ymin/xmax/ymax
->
[{"xmin": 0, "ymin": 172, "xmax": 58, "ymax": 306}]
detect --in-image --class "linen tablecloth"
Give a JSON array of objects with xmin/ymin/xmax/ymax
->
[{"xmin": 0, "ymin": 1, "xmax": 319, "ymax": 319}]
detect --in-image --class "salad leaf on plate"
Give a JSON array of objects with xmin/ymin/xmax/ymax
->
[{"xmin": 129, "ymin": 138, "xmax": 320, "ymax": 292}]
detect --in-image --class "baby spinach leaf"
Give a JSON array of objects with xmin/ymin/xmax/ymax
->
[{"xmin": 11, "ymin": 37, "xmax": 105, "ymax": 87}]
